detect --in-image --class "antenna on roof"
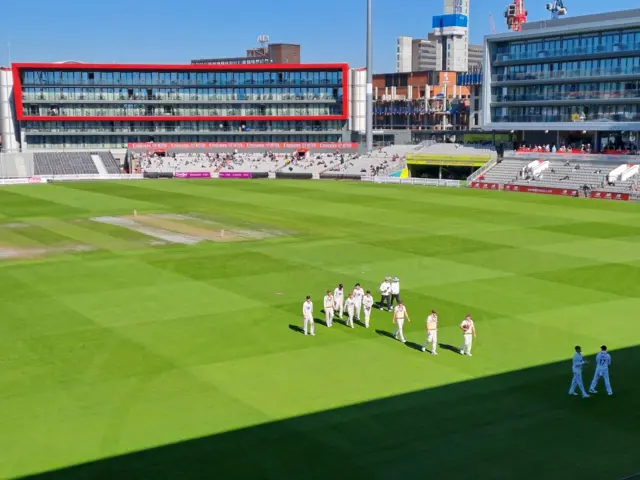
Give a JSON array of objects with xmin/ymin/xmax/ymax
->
[{"xmin": 258, "ymin": 34, "xmax": 270, "ymax": 48}]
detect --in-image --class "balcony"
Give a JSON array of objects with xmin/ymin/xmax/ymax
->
[
  {"xmin": 491, "ymin": 90, "xmax": 640, "ymax": 104},
  {"xmin": 493, "ymin": 41, "xmax": 640, "ymax": 64},
  {"xmin": 21, "ymin": 94, "xmax": 341, "ymax": 103},
  {"xmin": 490, "ymin": 113, "xmax": 640, "ymax": 123},
  {"xmin": 492, "ymin": 66, "xmax": 640, "ymax": 83}
]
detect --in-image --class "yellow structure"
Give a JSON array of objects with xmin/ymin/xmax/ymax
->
[{"xmin": 406, "ymin": 153, "xmax": 490, "ymax": 167}]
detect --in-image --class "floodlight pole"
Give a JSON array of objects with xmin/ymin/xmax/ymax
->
[{"xmin": 366, "ymin": 0, "xmax": 373, "ymax": 152}]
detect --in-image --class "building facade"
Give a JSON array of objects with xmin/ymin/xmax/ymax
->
[
  {"xmin": 396, "ymin": 33, "xmax": 479, "ymax": 73},
  {"xmin": 396, "ymin": 37, "xmax": 413, "ymax": 73},
  {"xmin": 372, "ymin": 71, "xmax": 471, "ymax": 143},
  {"xmin": 433, "ymin": 0, "xmax": 470, "ymax": 72},
  {"xmin": 468, "ymin": 44, "xmax": 483, "ymax": 71},
  {"xmin": 3, "ymin": 62, "xmax": 348, "ymax": 151},
  {"xmin": 483, "ymin": 9, "xmax": 640, "ymax": 150},
  {"xmin": 193, "ymin": 43, "xmax": 301, "ymax": 66},
  {"xmin": 457, "ymin": 71, "xmax": 483, "ymax": 129}
]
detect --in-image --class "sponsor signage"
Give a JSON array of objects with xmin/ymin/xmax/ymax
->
[
  {"xmin": 218, "ymin": 172, "xmax": 252, "ymax": 179},
  {"xmin": 589, "ymin": 191, "xmax": 630, "ymax": 201},
  {"xmin": 128, "ymin": 142, "xmax": 358, "ymax": 150},
  {"xmin": 503, "ymin": 184, "xmax": 578, "ymax": 196},
  {"xmin": 468, "ymin": 182, "xmax": 501, "ymax": 190},
  {"xmin": 173, "ymin": 172, "xmax": 212, "ymax": 179},
  {"xmin": 0, "ymin": 177, "xmax": 48, "ymax": 185}
]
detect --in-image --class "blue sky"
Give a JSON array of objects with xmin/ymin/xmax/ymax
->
[{"xmin": 3, "ymin": 0, "xmax": 639, "ymax": 72}]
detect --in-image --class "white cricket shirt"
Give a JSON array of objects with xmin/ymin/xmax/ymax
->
[
  {"xmin": 324, "ymin": 295, "xmax": 333, "ymax": 310},
  {"xmin": 302, "ymin": 301, "xmax": 313, "ymax": 317},
  {"xmin": 572, "ymin": 352, "xmax": 585, "ymax": 373},
  {"xmin": 595, "ymin": 351, "xmax": 611, "ymax": 370},
  {"xmin": 344, "ymin": 298, "xmax": 355, "ymax": 311},
  {"xmin": 460, "ymin": 318, "xmax": 474, "ymax": 334},
  {"xmin": 363, "ymin": 295, "xmax": 374, "ymax": 309}
]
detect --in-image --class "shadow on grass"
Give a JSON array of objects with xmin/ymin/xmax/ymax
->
[
  {"xmin": 314, "ymin": 317, "xmax": 327, "ymax": 327},
  {"xmin": 23, "ymin": 347, "xmax": 640, "ymax": 480},
  {"xmin": 439, "ymin": 343, "xmax": 461, "ymax": 354},
  {"xmin": 288, "ymin": 325, "xmax": 304, "ymax": 335},
  {"xmin": 405, "ymin": 341, "xmax": 423, "ymax": 353}
]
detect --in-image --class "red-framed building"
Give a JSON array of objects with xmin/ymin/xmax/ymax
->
[{"xmin": 9, "ymin": 62, "xmax": 349, "ymax": 149}]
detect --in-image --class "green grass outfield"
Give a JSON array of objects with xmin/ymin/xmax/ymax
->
[{"xmin": 1, "ymin": 180, "xmax": 639, "ymax": 479}]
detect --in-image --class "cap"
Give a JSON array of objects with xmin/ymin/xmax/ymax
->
[{"xmin": 393, "ymin": 277, "xmax": 399, "ymax": 282}]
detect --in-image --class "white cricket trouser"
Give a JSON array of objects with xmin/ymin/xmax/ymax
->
[
  {"xmin": 423, "ymin": 330, "xmax": 437, "ymax": 352},
  {"xmin": 569, "ymin": 370, "xmax": 587, "ymax": 396},
  {"xmin": 363, "ymin": 306, "xmax": 371, "ymax": 328},
  {"xmin": 334, "ymin": 298, "xmax": 344, "ymax": 317},
  {"xmin": 346, "ymin": 309, "xmax": 355, "ymax": 328},
  {"xmin": 354, "ymin": 300, "xmax": 362, "ymax": 320},
  {"xmin": 325, "ymin": 307, "xmax": 334, "ymax": 327},
  {"xmin": 394, "ymin": 318, "xmax": 406, "ymax": 342},
  {"xmin": 303, "ymin": 315, "xmax": 315, "ymax": 335},
  {"xmin": 589, "ymin": 368, "xmax": 612, "ymax": 394},
  {"xmin": 460, "ymin": 334, "xmax": 473, "ymax": 355}
]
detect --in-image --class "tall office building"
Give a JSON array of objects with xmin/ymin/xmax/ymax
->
[
  {"xmin": 396, "ymin": 37, "xmax": 413, "ymax": 73},
  {"xmin": 432, "ymin": 0, "xmax": 470, "ymax": 72}
]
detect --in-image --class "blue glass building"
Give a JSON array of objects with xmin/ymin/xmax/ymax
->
[{"xmin": 483, "ymin": 9, "xmax": 640, "ymax": 150}]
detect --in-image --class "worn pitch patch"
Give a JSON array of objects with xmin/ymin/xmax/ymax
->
[
  {"xmin": 0, "ymin": 244, "xmax": 96, "ymax": 260},
  {"xmin": 91, "ymin": 216, "xmax": 202, "ymax": 245},
  {"xmin": 90, "ymin": 213, "xmax": 283, "ymax": 245}
]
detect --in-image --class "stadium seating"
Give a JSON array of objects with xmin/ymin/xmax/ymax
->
[
  {"xmin": 33, "ymin": 152, "xmax": 99, "ymax": 175},
  {"xmin": 96, "ymin": 152, "xmax": 121, "ymax": 174},
  {"xmin": 475, "ymin": 156, "xmax": 640, "ymax": 193}
]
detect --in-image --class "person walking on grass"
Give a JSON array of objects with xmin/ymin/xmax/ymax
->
[
  {"xmin": 302, "ymin": 296, "xmax": 314, "ymax": 336},
  {"xmin": 569, "ymin": 345, "xmax": 590, "ymax": 398},
  {"xmin": 323, "ymin": 290, "xmax": 334, "ymax": 327},
  {"xmin": 589, "ymin": 345, "xmax": 613, "ymax": 396},
  {"xmin": 393, "ymin": 300, "xmax": 411, "ymax": 343},
  {"xmin": 422, "ymin": 309, "xmax": 439, "ymax": 355},
  {"xmin": 459, "ymin": 314, "xmax": 476, "ymax": 356}
]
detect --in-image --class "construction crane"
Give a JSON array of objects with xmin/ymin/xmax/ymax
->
[
  {"xmin": 546, "ymin": 0, "xmax": 567, "ymax": 19},
  {"xmin": 504, "ymin": 0, "xmax": 528, "ymax": 32},
  {"xmin": 489, "ymin": 12, "xmax": 497, "ymax": 34}
]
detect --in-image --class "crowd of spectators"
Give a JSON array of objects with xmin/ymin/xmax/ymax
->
[{"xmin": 517, "ymin": 144, "xmax": 639, "ymax": 155}]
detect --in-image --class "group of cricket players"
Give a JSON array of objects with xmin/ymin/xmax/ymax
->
[
  {"xmin": 302, "ymin": 279, "xmax": 616, "ymax": 397},
  {"xmin": 569, "ymin": 345, "xmax": 614, "ymax": 398},
  {"xmin": 301, "ymin": 277, "xmax": 478, "ymax": 357}
]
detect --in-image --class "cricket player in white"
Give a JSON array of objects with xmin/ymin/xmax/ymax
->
[
  {"xmin": 589, "ymin": 345, "xmax": 613, "ymax": 396},
  {"xmin": 334, "ymin": 284, "xmax": 344, "ymax": 318},
  {"xmin": 459, "ymin": 314, "xmax": 476, "ymax": 356},
  {"xmin": 302, "ymin": 296, "xmax": 315, "ymax": 336},
  {"xmin": 379, "ymin": 277, "xmax": 391, "ymax": 311},
  {"xmin": 393, "ymin": 300, "xmax": 411, "ymax": 343},
  {"xmin": 569, "ymin": 345, "xmax": 589, "ymax": 398},
  {"xmin": 323, "ymin": 290, "xmax": 334, "ymax": 327},
  {"xmin": 362, "ymin": 290, "xmax": 374, "ymax": 328},
  {"xmin": 344, "ymin": 293, "xmax": 356, "ymax": 328},
  {"xmin": 421, "ymin": 309, "xmax": 438, "ymax": 355},
  {"xmin": 352, "ymin": 283, "xmax": 364, "ymax": 321},
  {"xmin": 389, "ymin": 277, "xmax": 401, "ymax": 311}
]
